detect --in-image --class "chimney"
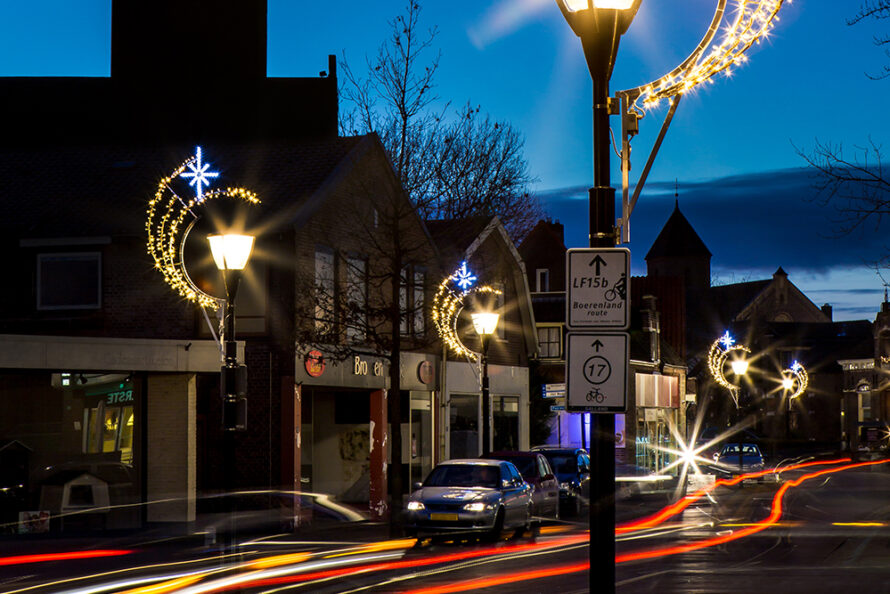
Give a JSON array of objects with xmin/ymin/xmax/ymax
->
[{"xmin": 821, "ymin": 303, "xmax": 833, "ymax": 321}]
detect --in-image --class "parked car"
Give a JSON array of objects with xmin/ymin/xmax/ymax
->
[
  {"xmin": 531, "ymin": 446, "xmax": 590, "ymax": 516},
  {"xmin": 715, "ymin": 443, "xmax": 766, "ymax": 478},
  {"xmin": 404, "ymin": 459, "xmax": 533, "ymax": 540},
  {"xmin": 483, "ymin": 451, "xmax": 560, "ymax": 521}
]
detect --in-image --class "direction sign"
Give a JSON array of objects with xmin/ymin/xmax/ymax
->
[
  {"xmin": 566, "ymin": 248, "xmax": 630, "ymax": 329},
  {"xmin": 566, "ymin": 332, "xmax": 628, "ymax": 412},
  {"xmin": 542, "ymin": 383, "xmax": 566, "ymax": 398}
]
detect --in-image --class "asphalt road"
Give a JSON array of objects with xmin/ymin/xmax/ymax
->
[{"xmin": 5, "ymin": 459, "xmax": 890, "ymax": 593}]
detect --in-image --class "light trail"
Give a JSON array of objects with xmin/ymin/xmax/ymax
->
[
  {"xmin": 397, "ymin": 562, "xmax": 589, "ymax": 594},
  {"xmin": 0, "ymin": 549, "xmax": 133, "ymax": 567},
  {"xmin": 616, "ymin": 458, "xmax": 890, "ymax": 563},
  {"xmin": 616, "ymin": 457, "xmax": 851, "ymax": 534}
]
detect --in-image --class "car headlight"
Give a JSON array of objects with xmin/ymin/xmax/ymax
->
[
  {"xmin": 462, "ymin": 502, "xmax": 490, "ymax": 512},
  {"xmin": 406, "ymin": 501, "xmax": 425, "ymax": 511}
]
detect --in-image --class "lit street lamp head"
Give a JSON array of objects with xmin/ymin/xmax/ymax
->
[
  {"xmin": 208, "ymin": 233, "xmax": 255, "ymax": 271},
  {"xmin": 471, "ymin": 312, "xmax": 500, "ymax": 337}
]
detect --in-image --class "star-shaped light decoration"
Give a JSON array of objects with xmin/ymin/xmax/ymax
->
[
  {"xmin": 180, "ymin": 146, "xmax": 219, "ymax": 202},
  {"xmin": 718, "ymin": 331, "xmax": 736, "ymax": 350},
  {"xmin": 454, "ymin": 261, "xmax": 477, "ymax": 291}
]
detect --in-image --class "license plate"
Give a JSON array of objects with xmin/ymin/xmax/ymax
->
[{"xmin": 430, "ymin": 513, "xmax": 459, "ymax": 521}]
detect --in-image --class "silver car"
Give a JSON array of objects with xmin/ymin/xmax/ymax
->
[{"xmin": 405, "ymin": 459, "xmax": 533, "ymax": 540}]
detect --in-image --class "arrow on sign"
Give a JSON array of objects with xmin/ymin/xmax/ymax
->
[
  {"xmin": 589, "ymin": 255, "xmax": 607, "ymax": 275},
  {"xmin": 592, "ymin": 340, "xmax": 604, "ymax": 352}
]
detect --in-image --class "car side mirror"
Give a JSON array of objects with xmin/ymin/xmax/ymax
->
[
  {"xmin": 543, "ymin": 473, "xmax": 555, "ymax": 481},
  {"xmin": 412, "ymin": 482, "xmax": 423, "ymax": 491},
  {"xmin": 501, "ymin": 480, "xmax": 512, "ymax": 489}
]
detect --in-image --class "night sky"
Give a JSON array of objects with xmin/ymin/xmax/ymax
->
[{"xmin": 2, "ymin": 0, "xmax": 888, "ymax": 319}]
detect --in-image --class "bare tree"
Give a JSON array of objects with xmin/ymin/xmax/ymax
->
[
  {"xmin": 340, "ymin": 1, "xmax": 542, "ymax": 241},
  {"xmin": 797, "ymin": 3, "xmax": 890, "ymax": 255}
]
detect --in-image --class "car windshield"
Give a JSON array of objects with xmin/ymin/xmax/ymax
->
[
  {"xmin": 722, "ymin": 445, "xmax": 759, "ymax": 456},
  {"xmin": 423, "ymin": 464, "xmax": 500, "ymax": 488},
  {"xmin": 500, "ymin": 457, "xmax": 535, "ymax": 478},
  {"xmin": 546, "ymin": 455, "xmax": 578, "ymax": 475}
]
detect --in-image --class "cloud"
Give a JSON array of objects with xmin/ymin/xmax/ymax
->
[{"xmin": 538, "ymin": 167, "xmax": 889, "ymax": 321}]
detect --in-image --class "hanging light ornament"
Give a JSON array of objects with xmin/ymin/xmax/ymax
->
[
  {"xmin": 707, "ymin": 331, "xmax": 751, "ymax": 406},
  {"xmin": 431, "ymin": 261, "xmax": 501, "ymax": 363},
  {"xmin": 146, "ymin": 147, "xmax": 260, "ymax": 310},
  {"xmin": 621, "ymin": 0, "xmax": 786, "ymax": 112},
  {"xmin": 781, "ymin": 360, "xmax": 808, "ymax": 399}
]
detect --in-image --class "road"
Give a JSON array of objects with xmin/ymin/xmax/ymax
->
[{"xmin": 3, "ymin": 457, "xmax": 890, "ymax": 593}]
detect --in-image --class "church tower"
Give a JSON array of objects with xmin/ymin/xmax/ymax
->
[{"xmin": 645, "ymin": 200, "xmax": 712, "ymax": 289}]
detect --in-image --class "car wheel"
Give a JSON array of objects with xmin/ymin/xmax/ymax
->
[{"xmin": 485, "ymin": 508, "xmax": 505, "ymax": 542}]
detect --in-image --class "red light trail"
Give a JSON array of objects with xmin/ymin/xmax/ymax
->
[{"xmin": 0, "ymin": 549, "xmax": 133, "ymax": 566}]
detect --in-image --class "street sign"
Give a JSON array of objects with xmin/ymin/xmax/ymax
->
[
  {"xmin": 542, "ymin": 383, "xmax": 566, "ymax": 398},
  {"xmin": 566, "ymin": 247, "xmax": 630, "ymax": 329},
  {"xmin": 550, "ymin": 405, "xmax": 566, "ymax": 411},
  {"xmin": 566, "ymin": 332, "xmax": 628, "ymax": 412}
]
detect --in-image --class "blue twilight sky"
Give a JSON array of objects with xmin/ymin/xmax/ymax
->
[{"xmin": 2, "ymin": 0, "xmax": 889, "ymax": 319}]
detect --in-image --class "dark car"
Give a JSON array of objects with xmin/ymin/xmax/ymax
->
[
  {"xmin": 715, "ymin": 443, "xmax": 766, "ymax": 478},
  {"xmin": 531, "ymin": 446, "xmax": 590, "ymax": 516},
  {"xmin": 404, "ymin": 459, "xmax": 533, "ymax": 540},
  {"xmin": 483, "ymin": 451, "xmax": 560, "ymax": 521}
]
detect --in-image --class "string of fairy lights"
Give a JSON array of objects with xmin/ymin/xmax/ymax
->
[
  {"xmin": 708, "ymin": 330, "xmax": 810, "ymax": 406},
  {"xmin": 145, "ymin": 147, "xmax": 260, "ymax": 310},
  {"xmin": 431, "ymin": 262, "xmax": 501, "ymax": 363},
  {"xmin": 624, "ymin": 0, "xmax": 786, "ymax": 111}
]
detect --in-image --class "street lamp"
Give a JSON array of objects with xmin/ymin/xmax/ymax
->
[
  {"xmin": 556, "ymin": 1, "xmax": 640, "ymax": 590},
  {"xmin": 471, "ymin": 312, "xmax": 499, "ymax": 456},
  {"xmin": 209, "ymin": 232, "xmax": 255, "ymax": 431}
]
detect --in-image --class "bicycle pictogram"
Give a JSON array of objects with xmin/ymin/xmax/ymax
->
[
  {"xmin": 586, "ymin": 388, "xmax": 606, "ymax": 403},
  {"xmin": 604, "ymin": 273, "xmax": 627, "ymax": 303}
]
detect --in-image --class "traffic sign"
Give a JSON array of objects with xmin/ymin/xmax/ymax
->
[
  {"xmin": 566, "ymin": 248, "xmax": 630, "ymax": 329},
  {"xmin": 542, "ymin": 383, "xmax": 566, "ymax": 398},
  {"xmin": 566, "ymin": 332, "xmax": 628, "ymax": 412}
]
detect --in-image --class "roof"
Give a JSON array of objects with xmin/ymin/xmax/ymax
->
[
  {"xmin": 645, "ymin": 201, "xmax": 712, "ymax": 261},
  {"xmin": 0, "ymin": 137, "xmax": 365, "ymax": 239},
  {"xmin": 425, "ymin": 217, "xmax": 495, "ymax": 264}
]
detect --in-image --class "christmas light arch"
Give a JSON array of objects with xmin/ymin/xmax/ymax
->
[
  {"xmin": 431, "ymin": 262, "xmax": 502, "ymax": 363},
  {"xmin": 622, "ymin": 0, "xmax": 785, "ymax": 111},
  {"xmin": 707, "ymin": 331, "xmax": 751, "ymax": 406},
  {"xmin": 782, "ymin": 361, "xmax": 808, "ymax": 399},
  {"xmin": 145, "ymin": 148, "xmax": 260, "ymax": 310}
]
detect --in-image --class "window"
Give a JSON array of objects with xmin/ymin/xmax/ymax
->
[
  {"xmin": 315, "ymin": 247, "xmax": 335, "ymax": 335},
  {"xmin": 400, "ymin": 267, "xmax": 409, "ymax": 336},
  {"xmin": 494, "ymin": 282, "xmax": 506, "ymax": 340},
  {"xmin": 536, "ymin": 268, "xmax": 549, "ymax": 292},
  {"xmin": 538, "ymin": 326, "xmax": 561, "ymax": 359},
  {"xmin": 345, "ymin": 256, "xmax": 367, "ymax": 342},
  {"xmin": 413, "ymin": 269, "xmax": 425, "ymax": 335},
  {"xmin": 37, "ymin": 252, "xmax": 101, "ymax": 310}
]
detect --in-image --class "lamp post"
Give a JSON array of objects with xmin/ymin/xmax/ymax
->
[
  {"xmin": 556, "ymin": 1, "xmax": 640, "ymax": 591},
  {"xmin": 208, "ymin": 233, "xmax": 255, "ymax": 431},
  {"xmin": 471, "ymin": 312, "xmax": 499, "ymax": 456}
]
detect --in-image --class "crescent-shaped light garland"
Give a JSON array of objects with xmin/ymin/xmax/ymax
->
[
  {"xmin": 625, "ymin": 0, "xmax": 786, "ymax": 112},
  {"xmin": 782, "ymin": 360, "xmax": 808, "ymax": 399},
  {"xmin": 146, "ymin": 150, "xmax": 260, "ymax": 310},
  {"xmin": 707, "ymin": 331, "xmax": 751, "ymax": 405},
  {"xmin": 431, "ymin": 262, "xmax": 502, "ymax": 363}
]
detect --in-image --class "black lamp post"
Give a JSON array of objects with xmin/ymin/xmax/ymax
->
[
  {"xmin": 208, "ymin": 233, "xmax": 255, "ymax": 431},
  {"xmin": 555, "ymin": 1, "xmax": 640, "ymax": 591},
  {"xmin": 472, "ymin": 312, "xmax": 500, "ymax": 456}
]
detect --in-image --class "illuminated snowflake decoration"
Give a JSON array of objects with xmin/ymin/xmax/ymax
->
[
  {"xmin": 146, "ymin": 148, "xmax": 259, "ymax": 309},
  {"xmin": 454, "ymin": 261, "xmax": 477, "ymax": 290},
  {"xmin": 180, "ymin": 146, "xmax": 219, "ymax": 202},
  {"xmin": 707, "ymin": 331, "xmax": 750, "ymax": 407},
  {"xmin": 432, "ymin": 263, "xmax": 500, "ymax": 362}
]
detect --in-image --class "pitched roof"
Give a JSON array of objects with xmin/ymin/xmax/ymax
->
[
  {"xmin": 425, "ymin": 217, "xmax": 495, "ymax": 262},
  {"xmin": 645, "ymin": 201, "xmax": 712, "ymax": 260}
]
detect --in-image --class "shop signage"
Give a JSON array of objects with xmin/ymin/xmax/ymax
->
[
  {"xmin": 305, "ymin": 350, "xmax": 325, "ymax": 377},
  {"xmin": 417, "ymin": 360, "xmax": 434, "ymax": 384},
  {"xmin": 105, "ymin": 389, "xmax": 134, "ymax": 405},
  {"xmin": 354, "ymin": 355, "xmax": 384, "ymax": 377}
]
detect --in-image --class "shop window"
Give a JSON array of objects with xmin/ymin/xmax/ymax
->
[
  {"xmin": 83, "ymin": 404, "xmax": 134, "ymax": 464},
  {"xmin": 37, "ymin": 252, "xmax": 101, "ymax": 310},
  {"xmin": 537, "ymin": 326, "xmax": 561, "ymax": 359}
]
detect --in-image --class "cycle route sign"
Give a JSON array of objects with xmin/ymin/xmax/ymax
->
[
  {"xmin": 566, "ymin": 247, "xmax": 629, "ymax": 329},
  {"xmin": 566, "ymin": 332, "xmax": 628, "ymax": 412}
]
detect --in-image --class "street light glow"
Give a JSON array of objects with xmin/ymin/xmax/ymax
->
[
  {"xmin": 731, "ymin": 358, "xmax": 749, "ymax": 376},
  {"xmin": 208, "ymin": 233, "xmax": 255, "ymax": 271},
  {"xmin": 471, "ymin": 312, "xmax": 500, "ymax": 336}
]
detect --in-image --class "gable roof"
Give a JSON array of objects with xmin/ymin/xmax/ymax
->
[{"xmin": 645, "ymin": 201, "xmax": 712, "ymax": 261}]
